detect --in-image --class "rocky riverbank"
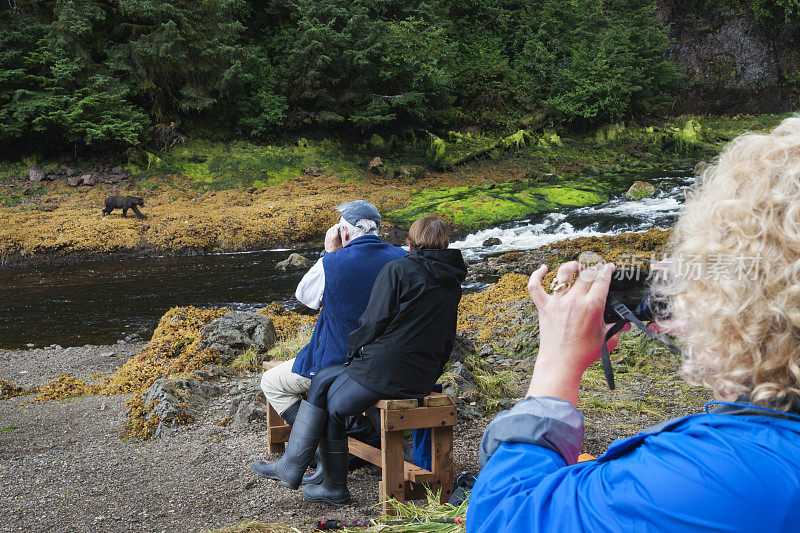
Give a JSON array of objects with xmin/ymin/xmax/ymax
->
[
  {"xmin": 0, "ymin": 229, "xmax": 713, "ymax": 531},
  {"xmin": 3, "ymin": 113, "xmax": 785, "ymax": 268}
]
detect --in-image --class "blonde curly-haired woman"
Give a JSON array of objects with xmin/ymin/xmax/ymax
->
[{"xmin": 467, "ymin": 117, "xmax": 800, "ymax": 532}]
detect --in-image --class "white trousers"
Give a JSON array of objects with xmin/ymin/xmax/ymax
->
[{"xmin": 259, "ymin": 358, "xmax": 312, "ymax": 415}]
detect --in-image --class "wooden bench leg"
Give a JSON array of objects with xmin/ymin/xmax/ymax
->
[
  {"xmin": 380, "ymin": 429, "xmax": 406, "ymax": 515},
  {"xmin": 266, "ymin": 401, "xmax": 290, "ymax": 454},
  {"xmin": 431, "ymin": 426, "xmax": 454, "ymax": 504}
]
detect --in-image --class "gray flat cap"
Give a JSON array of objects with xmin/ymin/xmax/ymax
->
[{"xmin": 336, "ymin": 200, "xmax": 381, "ymax": 226}]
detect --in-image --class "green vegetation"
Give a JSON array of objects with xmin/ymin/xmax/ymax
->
[
  {"xmin": 0, "ymin": 184, "xmax": 45, "ymax": 207},
  {"xmin": 134, "ymin": 138, "xmax": 360, "ymax": 189},
  {"xmin": 264, "ymin": 328, "xmax": 314, "ymax": 362},
  {"xmin": 204, "ymin": 490, "xmax": 467, "ymax": 532},
  {"xmin": 386, "ymin": 178, "xmax": 609, "ymax": 230},
  {"xmin": 1, "ymin": 0, "xmax": 688, "ymax": 157}
]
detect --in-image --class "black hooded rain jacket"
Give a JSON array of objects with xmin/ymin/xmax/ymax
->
[{"xmin": 345, "ymin": 248, "xmax": 468, "ymax": 398}]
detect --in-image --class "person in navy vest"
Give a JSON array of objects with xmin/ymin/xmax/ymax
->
[
  {"xmin": 253, "ymin": 200, "xmax": 405, "ymax": 484},
  {"xmin": 467, "ymin": 118, "xmax": 800, "ymax": 532},
  {"xmin": 254, "ymin": 215, "xmax": 467, "ymax": 505}
]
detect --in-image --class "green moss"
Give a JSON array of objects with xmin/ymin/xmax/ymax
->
[
  {"xmin": 369, "ymin": 133, "xmax": 386, "ymax": 152},
  {"xmin": 425, "ymin": 130, "xmax": 536, "ymax": 170},
  {"xmin": 386, "ymin": 177, "xmax": 610, "ymax": 230},
  {"xmin": 0, "ymin": 184, "xmax": 45, "ymax": 207},
  {"xmin": 144, "ymin": 138, "xmax": 359, "ymax": 190}
]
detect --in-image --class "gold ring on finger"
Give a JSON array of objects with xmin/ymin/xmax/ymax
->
[{"xmin": 551, "ymin": 281, "xmax": 572, "ymax": 293}]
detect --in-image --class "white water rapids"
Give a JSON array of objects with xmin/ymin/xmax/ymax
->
[{"xmin": 452, "ymin": 172, "xmax": 693, "ymax": 260}]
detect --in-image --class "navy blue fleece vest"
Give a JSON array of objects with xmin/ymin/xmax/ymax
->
[{"xmin": 291, "ymin": 235, "xmax": 405, "ymax": 378}]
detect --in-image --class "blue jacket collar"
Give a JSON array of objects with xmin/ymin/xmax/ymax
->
[
  {"xmin": 345, "ymin": 234, "xmax": 382, "ymax": 246},
  {"xmin": 706, "ymin": 400, "xmax": 800, "ymax": 422}
]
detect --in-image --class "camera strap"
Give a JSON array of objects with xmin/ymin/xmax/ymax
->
[{"xmin": 602, "ymin": 298, "xmax": 682, "ymax": 390}]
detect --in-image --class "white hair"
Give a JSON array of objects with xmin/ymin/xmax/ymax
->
[{"xmin": 340, "ymin": 218, "xmax": 379, "ymax": 239}]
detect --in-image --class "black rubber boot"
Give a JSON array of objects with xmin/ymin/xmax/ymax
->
[
  {"xmin": 301, "ymin": 448, "xmax": 324, "ymax": 486},
  {"xmin": 252, "ymin": 401, "xmax": 322, "ymax": 486},
  {"xmin": 302, "ymin": 438, "xmax": 351, "ymax": 507},
  {"xmin": 279, "ymin": 401, "xmax": 300, "ymax": 426},
  {"xmin": 251, "ymin": 400, "xmax": 326, "ymax": 489}
]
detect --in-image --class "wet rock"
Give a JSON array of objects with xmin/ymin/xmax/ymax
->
[
  {"xmin": 82, "ymin": 174, "xmax": 97, "ymax": 186},
  {"xmin": 497, "ymin": 252, "xmax": 519, "ymax": 264},
  {"xmin": 478, "ymin": 343, "xmax": 494, "ymax": 358},
  {"xmin": 192, "ymin": 365, "xmax": 234, "ymax": 382},
  {"xmin": 227, "ymin": 376, "xmax": 263, "ymax": 415},
  {"xmin": 27, "ymin": 167, "xmax": 46, "ymax": 183},
  {"xmin": 232, "ymin": 402, "xmax": 267, "ymax": 426},
  {"xmin": 67, "ymin": 176, "xmax": 83, "ymax": 187},
  {"xmin": 449, "ymin": 333, "xmax": 476, "ymax": 364},
  {"xmin": 482, "ymin": 237, "xmax": 502, "ymax": 247},
  {"xmin": 442, "ymin": 361, "xmax": 478, "ymax": 397},
  {"xmin": 103, "ymin": 174, "xmax": 126, "ymax": 184},
  {"xmin": 276, "ymin": 253, "xmax": 311, "ymax": 271},
  {"xmin": 200, "ymin": 311, "xmax": 277, "ymax": 363},
  {"xmin": 494, "ymin": 398, "xmax": 517, "ymax": 411},
  {"xmin": 142, "ymin": 377, "xmax": 223, "ymax": 437},
  {"xmin": 625, "ymin": 181, "xmax": 659, "ymax": 200},
  {"xmin": 457, "ymin": 399, "xmax": 483, "ymax": 421}
]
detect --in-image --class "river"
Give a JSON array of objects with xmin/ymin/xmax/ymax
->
[{"xmin": 0, "ymin": 170, "xmax": 691, "ymax": 349}]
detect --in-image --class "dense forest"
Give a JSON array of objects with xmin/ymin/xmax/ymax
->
[{"xmin": 1, "ymin": 0, "xmax": 798, "ymax": 155}]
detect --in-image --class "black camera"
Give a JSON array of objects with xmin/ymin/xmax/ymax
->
[
  {"xmin": 599, "ymin": 267, "xmax": 679, "ymax": 390},
  {"xmin": 603, "ymin": 269, "xmax": 654, "ymax": 324}
]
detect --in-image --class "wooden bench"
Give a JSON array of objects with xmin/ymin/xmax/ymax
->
[{"xmin": 264, "ymin": 392, "xmax": 457, "ymax": 514}]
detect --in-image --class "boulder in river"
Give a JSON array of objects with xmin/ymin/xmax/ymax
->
[
  {"xmin": 482, "ymin": 237, "xmax": 502, "ymax": 247},
  {"xmin": 200, "ymin": 311, "xmax": 277, "ymax": 363},
  {"xmin": 276, "ymin": 253, "xmax": 311, "ymax": 271},
  {"xmin": 624, "ymin": 181, "xmax": 659, "ymax": 200}
]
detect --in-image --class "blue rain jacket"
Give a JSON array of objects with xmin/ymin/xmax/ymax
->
[
  {"xmin": 467, "ymin": 404, "xmax": 800, "ymax": 532},
  {"xmin": 292, "ymin": 235, "xmax": 405, "ymax": 378}
]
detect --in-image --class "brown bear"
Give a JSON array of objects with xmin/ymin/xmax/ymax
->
[{"xmin": 102, "ymin": 195, "xmax": 146, "ymax": 218}]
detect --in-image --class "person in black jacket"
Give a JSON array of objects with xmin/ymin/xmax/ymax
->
[{"xmin": 258, "ymin": 215, "xmax": 467, "ymax": 507}]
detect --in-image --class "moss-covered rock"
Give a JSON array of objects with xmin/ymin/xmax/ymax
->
[
  {"xmin": 625, "ymin": 180, "xmax": 659, "ymax": 200},
  {"xmin": 385, "ymin": 177, "xmax": 610, "ymax": 230}
]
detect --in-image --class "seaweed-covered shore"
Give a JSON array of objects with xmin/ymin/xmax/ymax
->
[{"xmin": 0, "ymin": 230, "xmax": 713, "ymax": 532}]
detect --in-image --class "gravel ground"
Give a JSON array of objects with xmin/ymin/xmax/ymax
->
[
  {"xmin": 0, "ymin": 345, "xmax": 485, "ymax": 532},
  {"xmin": 0, "ymin": 343, "xmax": 146, "ymax": 389}
]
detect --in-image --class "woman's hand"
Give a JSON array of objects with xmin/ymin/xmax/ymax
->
[{"xmin": 526, "ymin": 261, "xmax": 629, "ymax": 405}]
